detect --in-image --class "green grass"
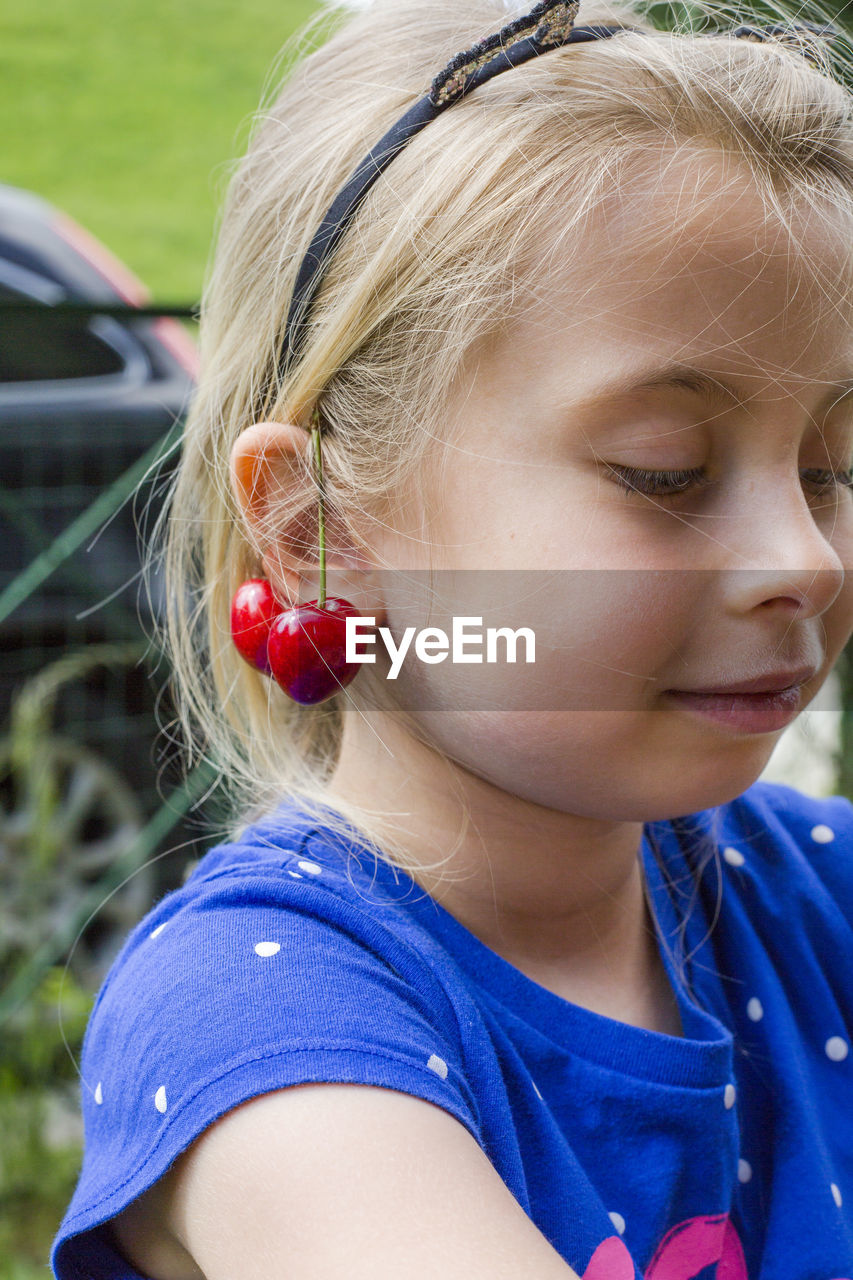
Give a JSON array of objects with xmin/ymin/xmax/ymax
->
[{"xmin": 2, "ymin": 0, "xmax": 320, "ymax": 301}]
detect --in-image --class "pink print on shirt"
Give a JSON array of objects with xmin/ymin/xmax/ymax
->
[
  {"xmin": 582, "ymin": 1211, "xmax": 852, "ymax": 1279},
  {"xmin": 582, "ymin": 1213, "xmax": 748, "ymax": 1279},
  {"xmin": 582, "ymin": 1234, "xmax": 635, "ymax": 1279}
]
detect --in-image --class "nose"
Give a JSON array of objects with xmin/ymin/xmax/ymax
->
[{"xmin": 720, "ymin": 475, "xmax": 848, "ymax": 620}]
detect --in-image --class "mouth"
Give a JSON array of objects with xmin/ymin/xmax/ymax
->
[{"xmin": 664, "ymin": 667, "xmax": 819, "ymax": 734}]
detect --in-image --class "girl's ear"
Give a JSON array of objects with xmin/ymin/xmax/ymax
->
[{"xmin": 229, "ymin": 421, "xmax": 382, "ymax": 615}]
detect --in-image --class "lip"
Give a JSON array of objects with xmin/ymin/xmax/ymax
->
[
  {"xmin": 672, "ymin": 666, "xmax": 819, "ymax": 696},
  {"xmin": 665, "ymin": 667, "xmax": 819, "ymax": 734}
]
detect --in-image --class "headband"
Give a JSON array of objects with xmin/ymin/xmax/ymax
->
[{"xmin": 277, "ymin": 0, "xmax": 837, "ymax": 384}]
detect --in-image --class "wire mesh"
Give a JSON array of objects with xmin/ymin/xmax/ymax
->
[{"xmin": 0, "ymin": 303, "xmax": 206, "ymax": 1005}]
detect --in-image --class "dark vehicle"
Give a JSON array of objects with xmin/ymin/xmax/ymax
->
[{"xmin": 0, "ymin": 183, "xmax": 199, "ymax": 983}]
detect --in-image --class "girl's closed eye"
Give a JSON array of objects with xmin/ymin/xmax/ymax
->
[
  {"xmin": 604, "ymin": 464, "xmax": 711, "ymax": 498},
  {"xmin": 605, "ymin": 463, "xmax": 853, "ymax": 500},
  {"xmin": 799, "ymin": 467, "xmax": 853, "ymax": 496}
]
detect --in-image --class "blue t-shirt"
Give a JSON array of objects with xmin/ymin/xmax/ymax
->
[{"xmin": 52, "ymin": 780, "xmax": 853, "ymax": 1279}]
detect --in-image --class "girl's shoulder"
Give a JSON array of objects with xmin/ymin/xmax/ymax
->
[
  {"xmin": 715, "ymin": 778, "xmax": 853, "ymax": 904},
  {"xmin": 646, "ymin": 779, "xmax": 853, "ymax": 1006},
  {"xmin": 98, "ymin": 798, "xmax": 448, "ymax": 991},
  {"xmin": 732, "ymin": 776, "xmax": 853, "ymax": 833},
  {"xmin": 680, "ymin": 781, "xmax": 853, "ymax": 1012},
  {"xmin": 52, "ymin": 800, "xmax": 484, "ymax": 1280}
]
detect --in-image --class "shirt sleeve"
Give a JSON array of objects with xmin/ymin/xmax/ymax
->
[{"xmin": 51, "ymin": 851, "xmax": 483, "ymax": 1279}]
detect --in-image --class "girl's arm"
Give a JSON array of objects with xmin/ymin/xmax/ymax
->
[{"xmin": 117, "ymin": 1083, "xmax": 582, "ymax": 1280}]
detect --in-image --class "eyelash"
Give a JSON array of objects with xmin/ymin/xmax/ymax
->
[{"xmin": 606, "ymin": 465, "xmax": 853, "ymax": 499}]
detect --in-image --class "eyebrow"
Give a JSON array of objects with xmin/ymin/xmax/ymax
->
[{"xmin": 578, "ymin": 363, "xmax": 853, "ymax": 416}]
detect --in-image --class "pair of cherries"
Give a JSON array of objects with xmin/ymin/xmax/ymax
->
[
  {"xmin": 230, "ymin": 408, "xmax": 363, "ymax": 706},
  {"xmin": 231, "ymin": 579, "xmax": 361, "ymax": 706}
]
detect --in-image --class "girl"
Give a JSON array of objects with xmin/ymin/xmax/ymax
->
[{"xmin": 52, "ymin": 0, "xmax": 853, "ymax": 1276}]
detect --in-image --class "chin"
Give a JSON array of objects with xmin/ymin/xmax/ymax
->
[
  {"xmin": 644, "ymin": 753, "xmax": 780, "ymax": 822},
  {"xmin": 575, "ymin": 738, "xmax": 782, "ymax": 824}
]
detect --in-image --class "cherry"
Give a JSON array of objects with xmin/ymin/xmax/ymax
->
[
  {"xmin": 230, "ymin": 578, "xmax": 282, "ymax": 674},
  {"xmin": 267, "ymin": 596, "xmax": 362, "ymax": 705}
]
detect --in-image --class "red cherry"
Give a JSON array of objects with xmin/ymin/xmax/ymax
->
[
  {"xmin": 230, "ymin": 579, "xmax": 282, "ymax": 674},
  {"xmin": 266, "ymin": 596, "xmax": 362, "ymax": 705}
]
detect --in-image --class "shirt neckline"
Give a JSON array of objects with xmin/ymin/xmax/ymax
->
[{"xmin": 293, "ymin": 804, "xmax": 735, "ymax": 1090}]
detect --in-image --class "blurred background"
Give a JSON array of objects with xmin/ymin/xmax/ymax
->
[
  {"xmin": 1, "ymin": 2, "xmax": 316, "ymax": 1273},
  {"xmin": 2, "ymin": 1, "xmax": 853, "ymax": 1275}
]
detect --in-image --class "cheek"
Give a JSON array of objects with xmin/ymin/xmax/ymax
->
[
  {"xmin": 370, "ymin": 568, "xmax": 686, "ymax": 714},
  {"xmin": 531, "ymin": 571, "xmax": 683, "ymax": 706}
]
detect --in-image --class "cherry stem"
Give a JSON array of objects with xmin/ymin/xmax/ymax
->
[{"xmin": 311, "ymin": 407, "xmax": 326, "ymax": 609}]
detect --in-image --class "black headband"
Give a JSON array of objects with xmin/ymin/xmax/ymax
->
[{"xmin": 277, "ymin": 0, "xmax": 837, "ymax": 384}]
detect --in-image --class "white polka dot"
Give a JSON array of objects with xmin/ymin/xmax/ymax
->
[
  {"xmin": 531, "ymin": 1079, "xmax": 543, "ymax": 1101},
  {"xmin": 426, "ymin": 1053, "xmax": 448, "ymax": 1080},
  {"xmin": 609, "ymin": 1211, "xmax": 626, "ymax": 1236},
  {"xmin": 154, "ymin": 1086, "xmax": 168, "ymax": 1113},
  {"xmin": 724, "ymin": 1083, "xmax": 736, "ymax": 1109},
  {"xmin": 811, "ymin": 824, "xmax": 835, "ymax": 844},
  {"xmin": 832, "ymin": 1182, "xmax": 843, "ymax": 1208},
  {"xmin": 746, "ymin": 998, "xmax": 764, "ymax": 1022},
  {"xmin": 737, "ymin": 1159, "xmax": 752, "ymax": 1183},
  {"xmin": 254, "ymin": 941, "xmax": 281, "ymax": 957},
  {"xmin": 94, "ymin": 1082, "xmax": 103, "ymax": 1105},
  {"xmin": 825, "ymin": 1036, "xmax": 849, "ymax": 1062},
  {"xmin": 287, "ymin": 871, "xmax": 304, "ymax": 879},
  {"xmin": 723, "ymin": 846, "xmax": 745, "ymax": 867},
  {"xmin": 297, "ymin": 860, "xmax": 323, "ymax": 875},
  {"xmin": 149, "ymin": 922, "xmax": 168, "ymax": 939}
]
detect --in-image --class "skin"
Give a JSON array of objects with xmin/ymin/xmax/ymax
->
[{"xmin": 232, "ymin": 148, "xmax": 853, "ymax": 1035}]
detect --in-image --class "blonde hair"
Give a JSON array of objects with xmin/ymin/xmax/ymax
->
[{"xmin": 155, "ymin": 0, "xmax": 853, "ymax": 874}]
